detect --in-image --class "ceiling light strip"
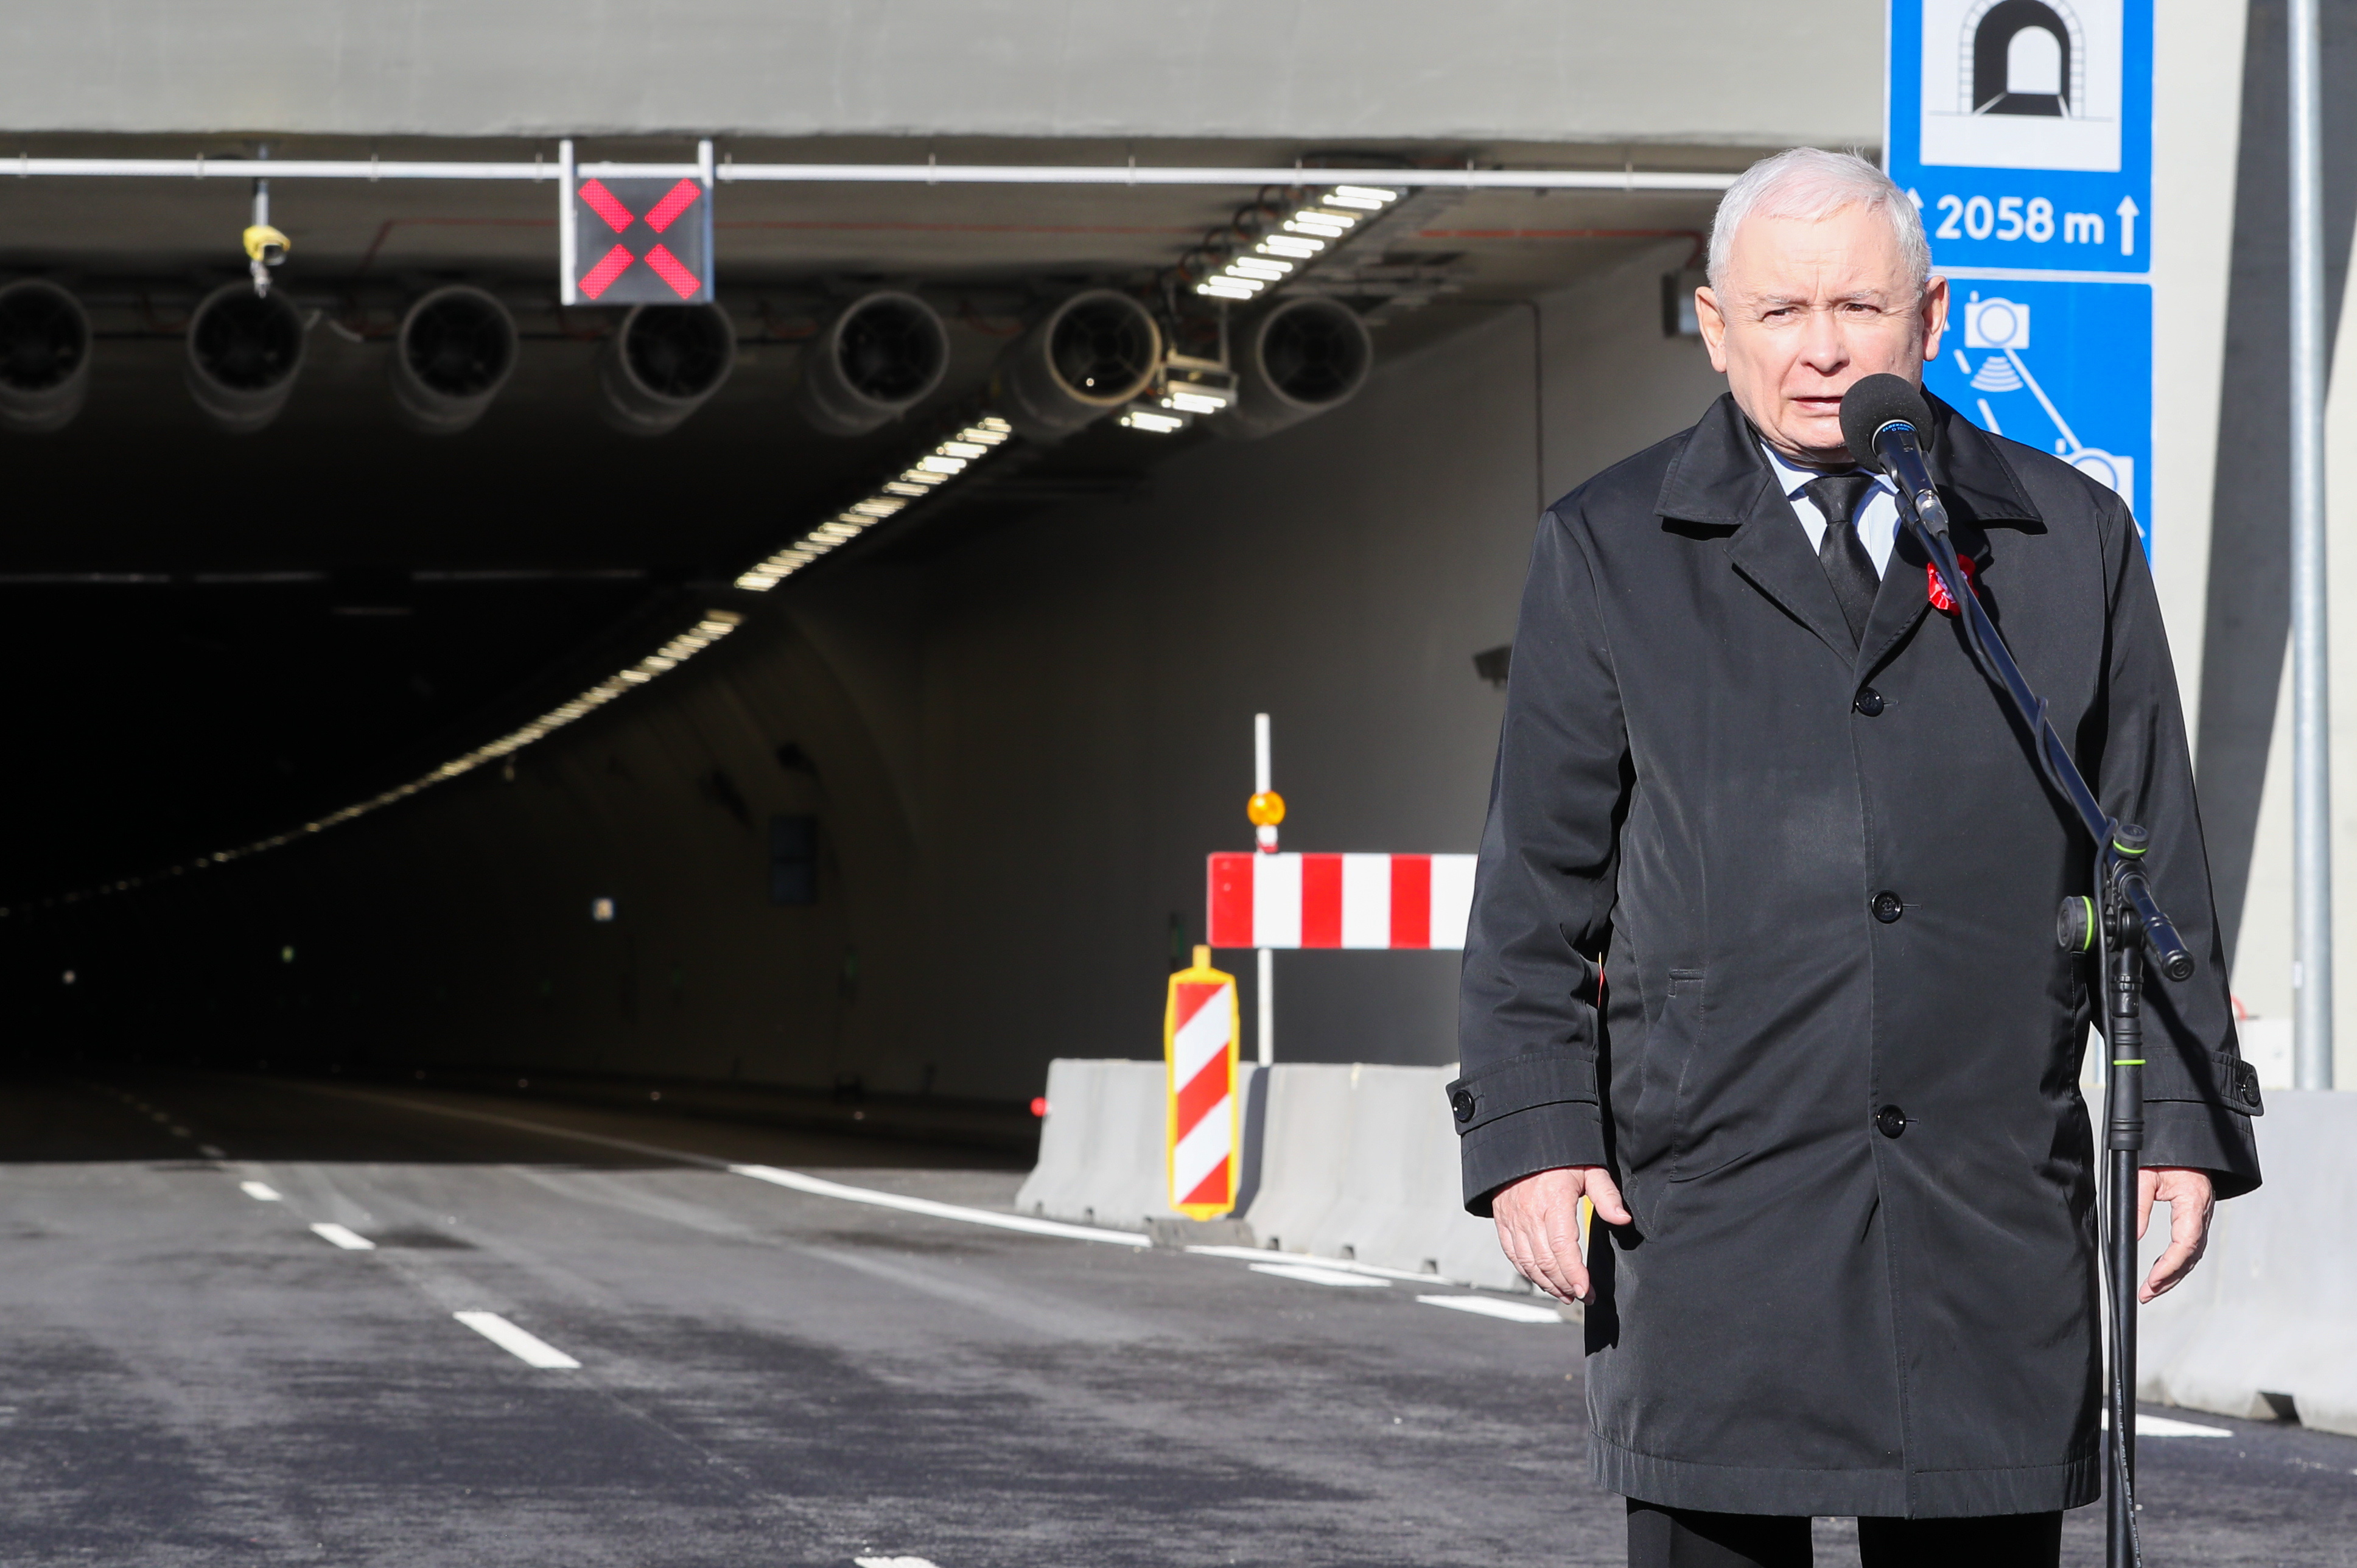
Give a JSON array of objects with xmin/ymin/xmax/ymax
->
[
  {"xmin": 733, "ymin": 416, "xmax": 1013, "ymax": 592},
  {"xmin": 5, "ymin": 610, "xmax": 747, "ymax": 914},
  {"xmin": 1193, "ymin": 183, "xmax": 1405, "ymax": 301}
]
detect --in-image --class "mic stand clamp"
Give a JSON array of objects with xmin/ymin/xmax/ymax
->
[{"xmin": 1886, "ymin": 443, "xmax": 2182, "ymax": 1568}]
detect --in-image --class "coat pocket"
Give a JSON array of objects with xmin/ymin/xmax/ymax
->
[
  {"xmin": 1623, "ymin": 967, "xmax": 1707, "ymax": 1177},
  {"xmin": 1661, "ymin": 968, "xmax": 1740, "ymax": 1180}
]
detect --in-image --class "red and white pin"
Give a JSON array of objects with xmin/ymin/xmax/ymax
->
[{"xmin": 1927, "ymin": 555, "xmax": 1979, "ymax": 615}]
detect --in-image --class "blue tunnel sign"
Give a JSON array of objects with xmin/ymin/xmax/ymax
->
[{"xmin": 1887, "ymin": 0, "xmax": 2154, "ymax": 547}]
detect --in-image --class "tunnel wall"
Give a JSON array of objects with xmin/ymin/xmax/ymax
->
[{"xmin": 34, "ymin": 243, "xmax": 1722, "ymax": 1101}]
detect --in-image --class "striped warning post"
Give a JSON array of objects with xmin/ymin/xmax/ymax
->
[
  {"xmin": 1163, "ymin": 947, "xmax": 1241, "ymax": 1219},
  {"xmin": 1204, "ymin": 852, "xmax": 1477, "ymax": 950}
]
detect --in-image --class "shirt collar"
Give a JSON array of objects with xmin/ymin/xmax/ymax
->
[{"xmin": 1756, "ymin": 438, "xmax": 1888, "ymax": 501}]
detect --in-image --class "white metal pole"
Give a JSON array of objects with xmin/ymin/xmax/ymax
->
[
  {"xmin": 2290, "ymin": 0, "xmax": 2336, "ymax": 1088},
  {"xmin": 556, "ymin": 139, "xmax": 578, "ymax": 307},
  {"xmin": 1255, "ymin": 711, "xmax": 1275, "ymax": 1066},
  {"xmin": 1257, "ymin": 947, "xmax": 1275, "ymax": 1069},
  {"xmin": 0, "ymin": 157, "xmax": 1740, "ymax": 192},
  {"xmin": 698, "ymin": 139, "xmax": 718, "ymax": 299}
]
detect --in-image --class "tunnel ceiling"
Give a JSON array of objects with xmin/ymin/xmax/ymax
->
[{"xmin": 0, "ymin": 135, "xmax": 1724, "ymax": 901}]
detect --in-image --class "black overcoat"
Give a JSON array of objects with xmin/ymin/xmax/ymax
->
[{"xmin": 1450, "ymin": 392, "xmax": 2263, "ymax": 1518}]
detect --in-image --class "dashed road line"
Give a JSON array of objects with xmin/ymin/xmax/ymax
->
[
  {"xmin": 240, "ymin": 1181, "xmax": 283, "ymax": 1202},
  {"xmin": 310, "ymin": 1222, "xmax": 376, "ymax": 1251},
  {"xmin": 263, "ymin": 1081, "xmax": 1562, "ymax": 1316},
  {"xmin": 1415, "ymin": 1293, "xmax": 1564, "ymax": 1325},
  {"xmin": 854, "ymin": 1558, "xmax": 943, "ymax": 1567},
  {"xmin": 1250, "ymin": 1261, "xmax": 1390, "ymax": 1289},
  {"xmin": 260, "ymin": 1082, "xmax": 1151, "ymax": 1248},
  {"xmin": 197, "ymin": 1144, "xmax": 226, "ymax": 1159},
  {"xmin": 454, "ymin": 1310, "xmax": 580, "ymax": 1369}
]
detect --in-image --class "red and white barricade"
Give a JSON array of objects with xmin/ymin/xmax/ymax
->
[
  {"xmin": 1163, "ymin": 948, "xmax": 1241, "ymax": 1218},
  {"xmin": 1205, "ymin": 852, "xmax": 1477, "ymax": 950}
]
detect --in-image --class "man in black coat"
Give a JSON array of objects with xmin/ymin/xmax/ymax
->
[{"xmin": 1449, "ymin": 148, "xmax": 2262, "ymax": 1567}]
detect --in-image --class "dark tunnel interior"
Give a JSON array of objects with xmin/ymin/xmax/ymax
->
[{"xmin": 0, "ymin": 135, "xmax": 1729, "ymax": 1122}]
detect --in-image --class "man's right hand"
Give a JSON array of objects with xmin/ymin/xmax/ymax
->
[{"xmin": 1491, "ymin": 1165, "xmax": 1631, "ymax": 1303}]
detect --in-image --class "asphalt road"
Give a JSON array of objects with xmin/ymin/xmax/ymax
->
[{"xmin": 0, "ymin": 1073, "xmax": 2345, "ymax": 1567}]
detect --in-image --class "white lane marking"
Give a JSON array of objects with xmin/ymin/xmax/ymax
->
[
  {"xmin": 276, "ymin": 1083, "xmax": 1152, "ymax": 1249},
  {"xmin": 1188, "ymin": 1244, "xmax": 1435, "ymax": 1282},
  {"xmin": 729, "ymin": 1164, "xmax": 1150, "ymax": 1248},
  {"xmin": 1416, "ymin": 1293, "xmax": 1564, "ymax": 1324},
  {"xmin": 2100, "ymin": 1410, "xmax": 2232, "ymax": 1438},
  {"xmin": 310, "ymin": 1222, "xmax": 376, "ymax": 1251},
  {"xmin": 149, "ymin": 1113, "xmax": 169, "ymax": 1123},
  {"xmin": 1250, "ymin": 1261, "xmax": 1389, "ymax": 1289},
  {"xmin": 240, "ymin": 1181, "xmax": 282, "ymax": 1202},
  {"xmin": 169, "ymin": 1127, "xmax": 192, "ymax": 1138},
  {"xmin": 453, "ymin": 1311, "xmax": 581, "ymax": 1370},
  {"xmin": 854, "ymin": 1558, "xmax": 942, "ymax": 1567},
  {"xmin": 197, "ymin": 1144, "xmax": 226, "ymax": 1159}
]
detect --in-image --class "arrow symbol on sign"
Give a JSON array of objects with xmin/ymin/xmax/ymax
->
[{"xmin": 2116, "ymin": 195, "xmax": 2140, "ymax": 258}]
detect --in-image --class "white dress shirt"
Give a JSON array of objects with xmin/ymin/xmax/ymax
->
[{"xmin": 1759, "ymin": 441, "xmax": 1900, "ymax": 578}]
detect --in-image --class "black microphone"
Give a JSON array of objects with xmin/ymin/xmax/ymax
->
[{"xmin": 1839, "ymin": 373, "xmax": 1949, "ymax": 535}]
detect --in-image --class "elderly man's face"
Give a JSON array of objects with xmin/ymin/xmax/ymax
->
[{"xmin": 1696, "ymin": 203, "xmax": 1949, "ymax": 466}]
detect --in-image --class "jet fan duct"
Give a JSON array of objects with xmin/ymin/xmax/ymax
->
[
  {"xmin": 994, "ymin": 289, "xmax": 1161, "ymax": 442},
  {"xmin": 0, "ymin": 281, "xmax": 91, "ymax": 435},
  {"xmin": 391, "ymin": 285, "xmax": 518, "ymax": 435},
  {"xmin": 1221, "ymin": 297, "xmax": 1374, "ymax": 439},
  {"xmin": 186, "ymin": 283, "xmax": 307, "ymax": 435},
  {"xmin": 599, "ymin": 303, "xmax": 736, "ymax": 436},
  {"xmin": 795, "ymin": 291, "xmax": 950, "ymax": 437}
]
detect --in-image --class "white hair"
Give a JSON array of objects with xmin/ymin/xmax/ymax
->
[{"xmin": 1706, "ymin": 148, "xmax": 1932, "ymax": 297}]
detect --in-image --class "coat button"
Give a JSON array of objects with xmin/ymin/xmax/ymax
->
[
  {"xmin": 1450, "ymin": 1089, "xmax": 1477, "ymax": 1123},
  {"xmin": 1876, "ymin": 1105, "xmax": 1908, "ymax": 1138},
  {"xmin": 1854, "ymin": 688, "xmax": 1886, "ymax": 716},
  {"xmin": 1871, "ymin": 891, "xmax": 1905, "ymax": 923}
]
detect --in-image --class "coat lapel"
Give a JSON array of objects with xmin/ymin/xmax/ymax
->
[
  {"xmin": 1860, "ymin": 393, "xmax": 2045, "ymax": 676},
  {"xmin": 1657, "ymin": 391, "xmax": 2050, "ymax": 677},
  {"xmin": 1658, "ymin": 395, "xmax": 1860, "ymax": 663}
]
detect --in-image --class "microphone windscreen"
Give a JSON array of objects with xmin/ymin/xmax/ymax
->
[{"xmin": 1840, "ymin": 374, "xmax": 1933, "ymax": 469}]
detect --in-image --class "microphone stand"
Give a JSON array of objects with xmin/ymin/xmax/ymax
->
[{"xmin": 1882, "ymin": 433, "xmax": 2193, "ymax": 1568}]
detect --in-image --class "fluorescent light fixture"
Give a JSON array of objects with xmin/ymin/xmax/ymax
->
[
  {"xmin": 1119, "ymin": 405, "xmax": 1188, "ymax": 434},
  {"xmin": 734, "ymin": 416, "xmax": 1015, "ymax": 593},
  {"xmin": 86, "ymin": 609, "xmax": 754, "ymax": 897},
  {"xmin": 1164, "ymin": 388, "xmax": 1232, "ymax": 414},
  {"xmin": 1193, "ymin": 182, "xmax": 1392, "ymax": 298}
]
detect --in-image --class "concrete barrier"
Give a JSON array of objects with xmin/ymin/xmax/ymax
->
[
  {"xmin": 1017, "ymin": 1057, "xmax": 1521, "ymax": 1289},
  {"xmin": 1013, "ymin": 1059, "xmax": 1181, "ymax": 1231},
  {"xmin": 1012, "ymin": 1059, "xmax": 1270, "ymax": 1231},
  {"xmin": 2137, "ymin": 1089, "xmax": 2357, "ymax": 1437},
  {"xmin": 1243, "ymin": 1062, "xmax": 1523, "ymax": 1290},
  {"xmin": 1017, "ymin": 1059, "xmax": 2357, "ymax": 1415}
]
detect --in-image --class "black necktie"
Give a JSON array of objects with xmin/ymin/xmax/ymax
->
[{"xmin": 1802, "ymin": 472, "xmax": 1880, "ymax": 648}]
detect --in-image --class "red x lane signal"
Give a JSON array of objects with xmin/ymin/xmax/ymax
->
[{"xmin": 563, "ymin": 175, "xmax": 713, "ymax": 306}]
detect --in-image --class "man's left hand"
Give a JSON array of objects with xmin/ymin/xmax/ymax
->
[{"xmin": 2137, "ymin": 1166, "xmax": 2215, "ymax": 1302}]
